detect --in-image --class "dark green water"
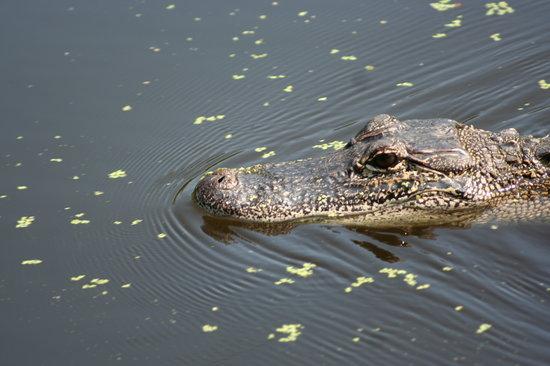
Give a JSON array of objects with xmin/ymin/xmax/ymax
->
[{"xmin": 1, "ymin": 1, "xmax": 549, "ymax": 365}]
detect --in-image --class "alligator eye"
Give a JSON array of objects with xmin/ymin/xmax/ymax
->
[{"xmin": 369, "ymin": 153, "xmax": 399, "ymax": 169}]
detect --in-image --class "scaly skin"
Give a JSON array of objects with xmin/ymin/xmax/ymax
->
[{"xmin": 194, "ymin": 115, "xmax": 550, "ymax": 225}]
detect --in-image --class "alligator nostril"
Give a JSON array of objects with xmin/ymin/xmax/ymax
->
[{"xmin": 209, "ymin": 169, "xmax": 238, "ymax": 190}]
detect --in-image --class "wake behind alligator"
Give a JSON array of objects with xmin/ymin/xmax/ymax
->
[{"xmin": 194, "ymin": 114, "xmax": 550, "ymax": 227}]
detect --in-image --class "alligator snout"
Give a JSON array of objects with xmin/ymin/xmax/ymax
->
[{"xmin": 202, "ymin": 169, "xmax": 239, "ymax": 190}]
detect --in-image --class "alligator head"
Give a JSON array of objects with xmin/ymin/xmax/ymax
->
[{"xmin": 194, "ymin": 115, "xmax": 550, "ymax": 225}]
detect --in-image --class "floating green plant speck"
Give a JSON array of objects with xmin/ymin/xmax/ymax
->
[
  {"xmin": 485, "ymin": 2, "xmax": 514, "ymax": 16},
  {"xmin": 396, "ymin": 82, "xmax": 414, "ymax": 87},
  {"xmin": 274, "ymin": 278, "xmax": 295, "ymax": 285},
  {"xmin": 313, "ymin": 141, "xmax": 346, "ymax": 150},
  {"xmin": 246, "ymin": 267, "xmax": 262, "ymax": 273},
  {"xmin": 445, "ymin": 15, "xmax": 463, "ymax": 27},
  {"xmin": 270, "ymin": 324, "xmax": 303, "ymax": 342},
  {"xmin": 90, "ymin": 278, "xmax": 109, "ymax": 285},
  {"xmin": 21, "ymin": 259, "xmax": 42, "ymax": 265},
  {"xmin": 202, "ymin": 324, "xmax": 218, "ymax": 332},
  {"xmin": 16, "ymin": 216, "xmax": 35, "ymax": 228},
  {"xmin": 341, "ymin": 55, "xmax": 357, "ymax": 61},
  {"xmin": 345, "ymin": 276, "xmax": 374, "ymax": 293},
  {"xmin": 194, "ymin": 115, "xmax": 226, "ymax": 125},
  {"xmin": 286, "ymin": 263, "xmax": 316, "ymax": 278},
  {"xmin": 430, "ymin": 0, "xmax": 461, "ymax": 11},
  {"xmin": 108, "ymin": 170, "xmax": 127, "ymax": 179},
  {"xmin": 476, "ymin": 323, "xmax": 492, "ymax": 334}
]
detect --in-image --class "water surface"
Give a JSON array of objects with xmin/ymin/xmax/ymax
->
[{"xmin": 1, "ymin": 1, "xmax": 550, "ymax": 365}]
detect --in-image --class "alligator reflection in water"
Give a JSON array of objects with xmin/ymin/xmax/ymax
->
[{"xmin": 194, "ymin": 213, "xmax": 481, "ymax": 263}]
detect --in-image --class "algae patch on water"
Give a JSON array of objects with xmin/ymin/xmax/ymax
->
[
  {"xmin": 108, "ymin": 170, "xmax": 127, "ymax": 179},
  {"xmin": 396, "ymin": 82, "xmax": 414, "ymax": 87},
  {"xmin": 251, "ymin": 53, "xmax": 268, "ymax": 59},
  {"xmin": 202, "ymin": 324, "xmax": 218, "ymax": 333},
  {"xmin": 70, "ymin": 212, "xmax": 90, "ymax": 225},
  {"xmin": 341, "ymin": 55, "xmax": 357, "ymax": 61},
  {"xmin": 476, "ymin": 323, "xmax": 492, "ymax": 334},
  {"xmin": 345, "ymin": 276, "xmax": 374, "ymax": 293},
  {"xmin": 268, "ymin": 324, "xmax": 304, "ymax": 342},
  {"xmin": 379, "ymin": 267, "xmax": 431, "ymax": 290},
  {"xmin": 21, "ymin": 259, "xmax": 43, "ymax": 265},
  {"xmin": 485, "ymin": 2, "xmax": 514, "ymax": 16},
  {"xmin": 16, "ymin": 216, "xmax": 35, "ymax": 228},
  {"xmin": 246, "ymin": 267, "xmax": 262, "ymax": 273},
  {"xmin": 286, "ymin": 263, "xmax": 316, "ymax": 278},
  {"xmin": 445, "ymin": 15, "xmax": 463, "ymax": 28},
  {"xmin": 313, "ymin": 140, "xmax": 346, "ymax": 151},
  {"xmin": 274, "ymin": 278, "xmax": 295, "ymax": 285},
  {"xmin": 81, "ymin": 277, "xmax": 110, "ymax": 290},
  {"xmin": 430, "ymin": 0, "xmax": 461, "ymax": 12},
  {"xmin": 194, "ymin": 115, "xmax": 226, "ymax": 125}
]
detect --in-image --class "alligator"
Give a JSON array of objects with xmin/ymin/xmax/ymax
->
[{"xmin": 194, "ymin": 115, "xmax": 550, "ymax": 227}]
